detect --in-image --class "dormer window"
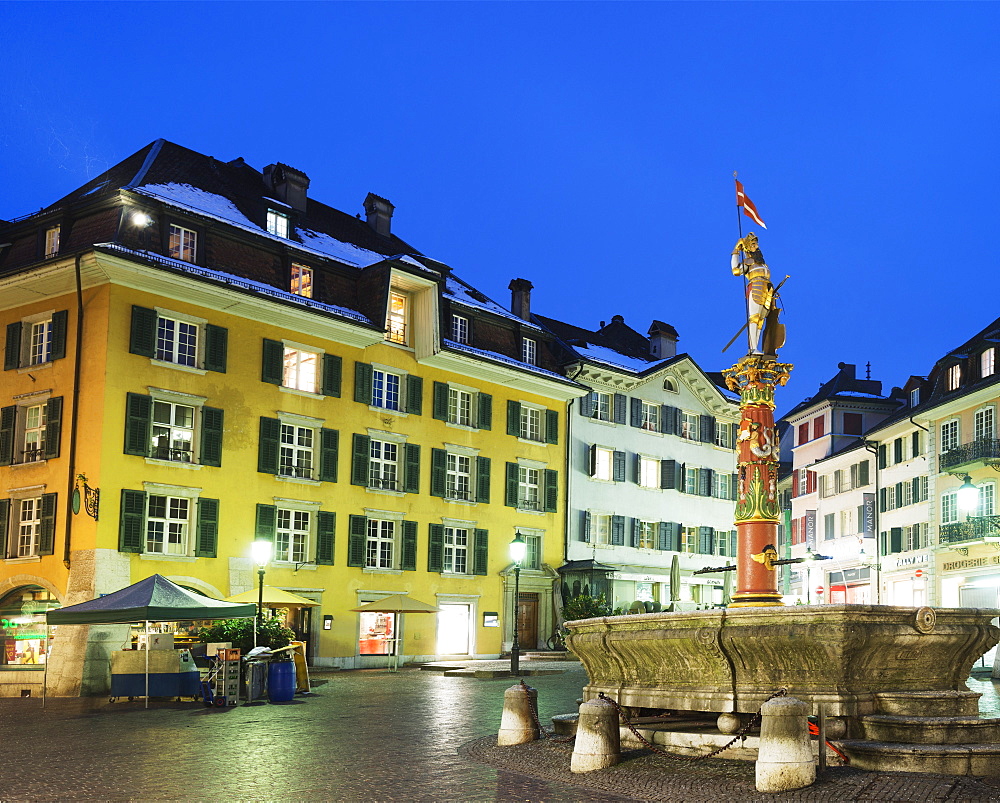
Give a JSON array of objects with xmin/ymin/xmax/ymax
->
[
  {"xmin": 167, "ymin": 225, "xmax": 197, "ymax": 263},
  {"xmin": 946, "ymin": 363, "xmax": 961, "ymax": 391},
  {"xmin": 982, "ymin": 349, "xmax": 995, "ymax": 379},
  {"xmin": 291, "ymin": 263, "xmax": 313, "ymax": 298},
  {"xmin": 451, "ymin": 314, "xmax": 469, "ymax": 344},
  {"xmin": 267, "ymin": 209, "xmax": 289, "ymax": 238},
  {"xmin": 910, "ymin": 387, "xmax": 920, "ymax": 407},
  {"xmin": 386, "ymin": 292, "xmax": 408, "ymax": 345},
  {"xmin": 522, "ymin": 337, "xmax": 537, "ymax": 366},
  {"xmin": 44, "ymin": 226, "xmax": 60, "ymax": 258}
]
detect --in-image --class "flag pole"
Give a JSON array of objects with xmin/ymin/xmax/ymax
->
[{"xmin": 734, "ymin": 172, "xmax": 750, "ymax": 350}]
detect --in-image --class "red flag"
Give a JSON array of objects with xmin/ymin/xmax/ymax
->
[{"xmin": 735, "ymin": 180, "xmax": 767, "ymax": 229}]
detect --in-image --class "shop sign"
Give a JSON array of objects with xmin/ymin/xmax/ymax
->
[
  {"xmin": 893, "ymin": 553, "xmax": 928, "ymax": 569},
  {"xmin": 943, "ymin": 555, "xmax": 1000, "ymax": 572},
  {"xmin": 805, "ymin": 510, "xmax": 817, "ymax": 549},
  {"xmin": 862, "ymin": 493, "xmax": 876, "ymax": 538}
]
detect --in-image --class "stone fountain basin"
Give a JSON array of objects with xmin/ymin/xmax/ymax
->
[{"xmin": 564, "ymin": 604, "xmax": 1000, "ymax": 719}]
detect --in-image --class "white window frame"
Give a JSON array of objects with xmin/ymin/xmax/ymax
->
[
  {"xmin": 910, "ymin": 388, "xmax": 920, "ymax": 407},
  {"xmin": 442, "ymin": 526, "xmax": 470, "ymax": 574},
  {"xmin": 680, "ymin": 411, "xmax": 699, "ymax": 441},
  {"xmin": 640, "ymin": 401, "xmax": 660, "ymax": 432},
  {"xmin": 684, "ymin": 466, "xmax": 699, "ymax": 494},
  {"xmin": 44, "ymin": 225, "xmax": 60, "ymax": 258},
  {"xmin": 369, "ymin": 439, "xmax": 400, "ymax": 491},
  {"xmin": 21, "ymin": 403, "xmax": 47, "ymax": 465},
  {"xmin": 638, "ymin": 456, "xmax": 659, "ymax": 489},
  {"xmin": 275, "ymin": 507, "xmax": 311, "ymax": 564},
  {"xmin": 371, "ymin": 367, "xmax": 403, "ymax": 411},
  {"xmin": 366, "ymin": 517, "xmax": 397, "ymax": 569},
  {"xmin": 592, "ymin": 513, "xmax": 611, "ymax": 546},
  {"xmin": 290, "ymin": 263, "xmax": 313, "ymax": 298},
  {"xmin": 637, "ymin": 520, "xmax": 657, "ymax": 550},
  {"xmin": 519, "ymin": 405, "xmax": 542, "ymax": 442},
  {"xmin": 592, "ymin": 392, "xmax": 611, "ymax": 422},
  {"xmin": 681, "ymin": 526, "xmax": 698, "ymax": 554},
  {"xmin": 593, "ymin": 447, "xmax": 614, "ymax": 482},
  {"xmin": 446, "ymin": 452, "xmax": 473, "ymax": 501},
  {"xmin": 145, "ymin": 494, "xmax": 191, "ymax": 557},
  {"xmin": 282, "ymin": 343, "xmax": 321, "ymax": 393},
  {"xmin": 386, "ymin": 291, "xmax": 408, "ymax": 345},
  {"xmin": 982, "ymin": 349, "xmax": 996, "ymax": 379},
  {"xmin": 276, "ymin": 412, "xmax": 322, "ymax": 481},
  {"xmin": 451, "ymin": 314, "xmax": 469, "ymax": 345},
  {"xmin": 941, "ymin": 491, "xmax": 958, "ymax": 525},
  {"xmin": 154, "ymin": 308, "xmax": 203, "ymax": 369},
  {"xmin": 521, "ymin": 337, "xmax": 537, "ymax": 366},
  {"xmin": 940, "ymin": 419, "xmax": 960, "ymax": 453},
  {"xmin": 448, "ymin": 387, "xmax": 473, "ymax": 427},
  {"xmin": 946, "ymin": 363, "xmax": 961, "ymax": 391},
  {"xmin": 15, "ymin": 310, "xmax": 56, "ymax": 369},
  {"xmin": 150, "ymin": 399, "xmax": 195, "ymax": 463},
  {"xmin": 167, "ymin": 224, "xmax": 197, "ymax": 263},
  {"xmin": 521, "ymin": 530, "xmax": 543, "ymax": 570},
  {"xmin": 713, "ymin": 472, "xmax": 731, "ymax": 500},
  {"xmin": 266, "ymin": 209, "xmax": 289, "ymax": 238},
  {"xmin": 715, "ymin": 423, "xmax": 733, "ymax": 449},
  {"xmin": 979, "ymin": 481, "xmax": 996, "ymax": 518},
  {"xmin": 974, "ymin": 406, "xmax": 995, "ymax": 442},
  {"xmin": 14, "ymin": 497, "xmax": 42, "ymax": 558},
  {"xmin": 518, "ymin": 466, "xmax": 541, "ymax": 511}
]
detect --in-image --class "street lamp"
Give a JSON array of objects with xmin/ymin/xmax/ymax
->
[
  {"xmin": 251, "ymin": 539, "xmax": 271, "ymax": 636},
  {"xmin": 509, "ymin": 532, "xmax": 526, "ymax": 676},
  {"xmin": 957, "ymin": 474, "xmax": 979, "ymax": 515}
]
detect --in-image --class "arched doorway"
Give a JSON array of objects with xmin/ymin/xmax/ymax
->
[{"xmin": 0, "ymin": 586, "xmax": 59, "ymax": 667}]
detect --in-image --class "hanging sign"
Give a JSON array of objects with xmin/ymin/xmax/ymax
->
[{"xmin": 862, "ymin": 493, "xmax": 876, "ymax": 538}]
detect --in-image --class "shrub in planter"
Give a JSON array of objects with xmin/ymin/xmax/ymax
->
[{"xmin": 199, "ymin": 615, "xmax": 294, "ymax": 655}]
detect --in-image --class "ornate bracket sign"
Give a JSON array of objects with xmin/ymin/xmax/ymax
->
[{"xmin": 72, "ymin": 473, "xmax": 100, "ymax": 521}]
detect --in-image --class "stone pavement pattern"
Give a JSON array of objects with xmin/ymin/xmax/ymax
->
[{"xmin": 0, "ymin": 663, "xmax": 998, "ymax": 801}]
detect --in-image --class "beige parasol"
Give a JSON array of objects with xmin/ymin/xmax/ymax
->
[
  {"xmin": 225, "ymin": 586, "xmax": 319, "ymax": 607},
  {"xmin": 350, "ymin": 594, "xmax": 439, "ymax": 671}
]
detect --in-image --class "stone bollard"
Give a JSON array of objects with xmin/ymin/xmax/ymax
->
[
  {"xmin": 497, "ymin": 683, "xmax": 539, "ymax": 746},
  {"xmin": 756, "ymin": 696, "xmax": 816, "ymax": 793},
  {"xmin": 570, "ymin": 697, "xmax": 621, "ymax": 773}
]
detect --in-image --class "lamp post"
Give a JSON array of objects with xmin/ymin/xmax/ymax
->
[
  {"xmin": 958, "ymin": 474, "xmax": 979, "ymax": 517},
  {"xmin": 251, "ymin": 540, "xmax": 271, "ymax": 638},
  {"xmin": 509, "ymin": 533, "xmax": 526, "ymax": 676}
]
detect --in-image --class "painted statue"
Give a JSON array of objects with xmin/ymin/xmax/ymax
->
[{"xmin": 731, "ymin": 233, "xmax": 784, "ymax": 355}]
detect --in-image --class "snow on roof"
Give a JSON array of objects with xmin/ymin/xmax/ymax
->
[
  {"xmin": 443, "ymin": 276, "xmax": 542, "ymax": 330},
  {"xmin": 294, "ymin": 227, "xmax": 390, "ymax": 268},
  {"xmin": 832, "ymin": 390, "xmax": 889, "ymax": 399},
  {"xmin": 97, "ymin": 243, "xmax": 372, "ymax": 324},
  {"xmin": 574, "ymin": 343, "xmax": 661, "ymax": 373},
  {"xmin": 443, "ymin": 339, "xmax": 570, "ymax": 382},
  {"xmin": 137, "ymin": 183, "xmax": 258, "ymax": 229}
]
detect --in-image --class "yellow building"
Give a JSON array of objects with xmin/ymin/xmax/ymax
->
[{"xmin": 0, "ymin": 140, "xmax": 583, "ymax": 695}]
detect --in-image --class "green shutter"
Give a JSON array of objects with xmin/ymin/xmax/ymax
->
[
  {"xmin": 38, "ymin": 493, "xmax": 57, "ymax": 556},
  {"xmin": 129, "ymin": 306, "xmax": 157, "ymax": 357},
  {"xmin": 476, "ymin": 456, "xmax": 491, "ymax": 503},
  {"xmin": 657, "ymin": 522, "xmax": 670, "ymax": 551},
  {"xmin": 261, "ymin": 339, "xmax": 284, "ymax": 385},
  {"xmin": 318, "ymin": 428, "xmax": 339, "ymax": 482},
  {"xmin": 428, "ymin": 524, "xmax": 444, "ymax": 572},
  {"xmin": 199, "ymin": 406, "xmax": 224, "ymax": 467},
  {"xmin": 43, "ymin": 396, "xmax": 63, "ymax": 459},
  {"xmin": 354, "ymin": 362, "xmax": 373, "ymax": 404},
  {"xmin": 669, "ymin": 522, "xmax": 681, "ymax": 552},
  {"xmin": 610, "ymin": 515, "xmax": 625, "ymax": 545},
  {"xmin": 662, "ymin": 405, "xmax": 677, "ymax": 435},
  {"xmin": 543, "ymin": 469, "xmax": 558, "ymax": 513},
  {"xmin": 859, "ymin": 460, "xmax": 870, "ymax": 486},
  {"xmin": 699, "ymin": 526, "xmax": 714, "ymax": 555},
  {"xmin": 507, "ymin": 401, "xmax": 521, "ymax": 436},
  {"xmin": 579, "ymin": 392, "xmax": 596, "ymax": 418},
  {"xmin": 582, "ymin": 511, "xmax": 591, "ymax": 543},
  {"xmin": 204, "ymin": 324, "xmax": 228, "ymax": 373},
  {"xmin": 0, "ymin": 406, "xmax": 14, "ymax": 465},
  {"xmin": 545, "ymin": 409, "xmax": 559, "ymax": 444},
  {"xmin": 257, "ymin": 417, "xmax": 280, "ymax": 475},
  {"xmin": 478, "ymin": 393, "xmax": 492, "ymax": 430},
  {"xmin": 124, "ymin": 393, "xmax": 152, "ymax": 456},
  {"xmin": 351, "ymin": 434, "xmax": 371, "ymax": 486},
  {"xmin": 731, "ymin": 473, "xmax": 739, "ymax": 501},
  {"xmin": 401, "ymin": 520, "xmax": 417, "ymax": 571},
  {"xmin": 321, "ymin": 353, "xmax": 342, "ymax": 397},
  {"xmin": 405, "ymin": 375, "xmax": 423, "ymax": 415},
  {"xmin": 255, "ymin": 504, "xmax": 276, "ymax": 542},
  {"xmin": 195, "ymin": 498, "xmax": 219, "ymax": 558},
  {"xmin": 403, "ymin": 443, "xmax": 420, "ymax": 494},
  {"xmin": 4, "ymin": 322, "xmax": 22, "ymax": 370},
  {"xmin": 0, "ymin": 499, "xmax": 8, "ymax": 557},
  {"xmin": 432, "ymin": 382, "xmax": 449, "ymax": 421},
  {"xmin": 505, "ymin": 462, "xmax": 519, "ymax": 507},
  {"xmin": 612, "ymin": 450, "xmax": 626, "ymax": 482},
  {"xmin": 613, "ymin": 394, "xmax": 627, "ymax": 425},
  {"xmin": 348, "ymin": 515, "xmax": 367, "ymax": 567},
  {"xmin": 889, "ymin": 527, "xmax": 902, "ymax": 554},
  {"xmin": 700, "ymin": 415, "xmax": 716, "ymax": 444},
  {"xmin": 50, "ymin": 310, "xmax": 68, "ymax": 362},
  {"xmin": 316, "ymin": 511, "xmax": 336, "ymax": 565},
  {"xmin": 661, "ymin": 459, "xmax": 677, "ymax": 490},
  {"xmin": 473, "ymin": 529, "xmax": 488, "ymax": 576},
  {"xmin": 430, "ymin": 448, "xmax": 447, "ymax": 497},
  {"xmin": 119, "ymin": 489, "xmax": 146, "ymax": 553}
]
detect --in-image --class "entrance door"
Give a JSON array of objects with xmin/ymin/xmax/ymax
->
[
  {"xmin": 292, "ymin": 607, "xmax": 312, "ymax": 660},
  {"xmin": 437, "ymin": 603, "xmax": 471, "ymax": 655},
  {"xmin": 517, "ymin": 593, "xmax": 538, "ymax": 650}
]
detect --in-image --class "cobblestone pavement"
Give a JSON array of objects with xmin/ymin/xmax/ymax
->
[{"xmin": 0, "ymin": 663, "xmax": 997, "ymax": 802}]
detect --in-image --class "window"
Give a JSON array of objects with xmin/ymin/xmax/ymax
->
[
  {"xmin": 2, "ymin": 495, "xmax": 57, "ymax": 557},
  {"xmin": 44, "ymin": 225, "xmax": 60, "ymax": 258},
  {"xmin": 941, "ymin": 491, "xmax": 958, "ymax": 525},
  {"xmin": 910, "ymin": 388, "xmax": 920, "ymax": 407},
  {"xmin": 266, "ymin": 209, "xmax": 289, "ymax": 238},
  {"xmin": 283, "ymin": 347, "xmax": 319, "ymax": 393},
  {"xmin": 591, "ymin": 392, "xmax": 611, "ymax": 422},
  {"xmin": 715, "ymin": 423, "xmax": 733, "ymax": 449},
  {"xmin": 151, "ymin": 400, "xmax": 194, "ymax": 462},
  {"xmin": 684, "ymin": 466, "xmax": 699, "ymax": 495},
  {"xmin": 946, "ymin": 363, "xmax": 961, "ymax": 391},
  {"xmin": 637, "ymin": 520, "xmax": 657, "ymax": 550},
  {"xmin": 451, "ymin": 314, "xmax": 469, "ymax": 345},
  {"xmin": 449, "ymin": 388, "xmax": 472, "ymax": 427},
  {"xmin": 372, "ymin": 369, "xmax": 401, "ymax": 411},
  {"xmin": 120, "ymin": 489, "xmax": 217, "ymax": 557},
  {"xmin": 713, "ymin": 472, "xmax": 732, "ymax": 500},
  {"xmin": 813, "ymin": 416, "xmax": 825, "ymax": 440},
  {"xmin": 680, "ymin": 412, "xmax": 699, "ymax": 441},
  {"xmin": 156, "ymin": 315, "xmax": 198, "ymax": 367},
  {"xmin": 430, "ymin": 447, "xmax": 488, "ymax": 503},
  {"xmin": 507, "ymin": 401, "xmax": 557, "ymax": 443},
  {"xmin": 348, "ymin": 516, "xmax": 417, "ymax": 571},
  {"xmin": 146, "ymin": 495, "xmax": 190, "ymax": 555},
  {"xmin": 369, "ymin": 439, "xmax": 399, "ymax": 491},
  {"xmin": 446, "ymin": 453, "xmax": 472, "ymax": 500},
  {"xmin": 974, "ymin": 407, "xmax": 995, "ymax": 442},
  {"xmin": 522, "ymin": 338, "xmax": 537, "ymax": 366},
  {"xmin": 982, "ymin": 349, "xmax": 996, "ymax": 379},
  {"xmin": 280, "ymin": 424, "xmax": 314, "ymax": 479},
  {"xmin": 824, "ymin": 513, "xmax": 835, "ymax": 540},
  {"xmin": 167, "ymin": 224, "xmax": 197, "ymax": 263},
  {"xmin": 797, "ymin": 422, "xmax": 810, "ymax": 445},
  {"xmin": 904, "ymin": 523, "xmax": 925, "ymax": 551},
  {"xmin": 130, "ymin": 306, "xmax": 227, "ymax": 373},
  {"xmin": 840, "ymin": 508, "xmax": 854, "ymax": 536},
  {"xmin": 843, "ymin": 413, "xmax": 863, "ymax": 436},
  {"xmin": 5, "ymin": 310, "xmax": 68, "ymax": 370},
  {"xmin": 940, "ymin": 419, "xmax": 959, "ymax": 453},
  {"xmin": 639, "ymin": 456, "xmax": 660, "ymax": 488},
  {"xmin": 367, "ymin": 519, "xmax": 396, "ymax": 569},
  {"xmin": 980, "ymin": 482, "xmax": 996, "ymax": 517},
  {"xmin": 518, "ymin": 466, "xmax": 540, "ymax": 510},
  {"xmin": 681, "ymin": 527, "xmax": 698, "ymax": 554},
  {"xmin": 520, "ymin": 406, "xmax": 541, "ymax": 441},
  {"xmin": 276, "ymin": 509, "xmax": 309, "ymax": 564},
  {"xmin": 432, "ymin": 382, "xmax": 490, "ymax": 429},
  {"xmin": 290, "ymin": 264, "xmax": 313, "ymax": 298},
  {"xmin": 522, "ymin": 533, "xmax": 542, "ymax": 570},
  {"xmin": 15, "ymin": 498, "xmax": 40, "ymax": 556},
  {"xmin": 640, "ymin": 402, "xmax": 660, "ymax": 432},
  {"xmin": 0, "ymin": 397, "xmax": 63, "ymax": 466},
  {"xmin": 592, "ymin": 447, "xmax": 613, "ymax": 481},
  {"xmin": 900, "ymin": 480, "xmax": 913, "ymax": 507},
  {"xmin": 442, "ymin": 527, "xmax": 469, "ymax": 573},
  {"xmin": 591, "ymin": 514, "xmax": 611, "ymax": 545},
  {"xmin": 386, "ymin": 292, "xmax": 408, "ymax": 345},
  {"xmin": 505, "ymin": 462, "xmax": 557, "ymax": 512}
]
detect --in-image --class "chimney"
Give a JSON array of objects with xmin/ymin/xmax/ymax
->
[
  {"xmin": 648, "ymin": 320, "xmax": 679, "ymax": 359},
  {"xmin": 363, "ymin": 193, "xmax": 395, "ymax": 236},
  {"xmin": 508, "ymin": 278, "xmax": 534, "ymax": 321},
  {"xmin": 263, "ymin": 163, "xmax": 310, "ymax": 213}
]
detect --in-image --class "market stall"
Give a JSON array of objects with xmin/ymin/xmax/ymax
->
[{"xmin": 45, "ymin": 575, "xmax": 256, "ymax": 707}]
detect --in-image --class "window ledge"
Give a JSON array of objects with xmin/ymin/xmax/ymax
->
[
  {"xmin": 445, "ymin": 422, "xmax": 478, "ymax": 432},
  {"xmin": 280, "ymin": 386, "xmax": 323, "ymax": 400},
  {"xmin": 517, "ymin": 438, "xmax": 548, "ymax": 447},
  {"xmin": 442, "ymin": 572, "xmax": 475, "ymax": 579},
  {"xmin": 272, "ymin": 560, "xmax": 317, "ymax": 571},
  {"xmin": 4, "ymin": 556, "xmax": 41, "ymax": 564},
  {"xmin": 9, "ymin": 460, "xmax": 48, "ymax": 469},
  {"xmin": 445, "ymin": 498, "xmax": 478, "ymax": 507},
  {"xmin": 368, "ymin": 405, "xmax": 408, "ymax": 417},
  {"xmin": 362, "ymin": 567, "xmax": 403, "ymax": 576},
  {"xmin": 150, "ymin": 359, "xmax": 207, "ymax": 376},
  {"xmin": 17, "ymin": 362, "xmax": 53, "ymax": 374},
  {"xmin": 367, "ymin": 487, "xmax": 406, "ymax": 497},
  {"xmin": 516, "ymin": 508, "xmax": 548, "ymax": 516},
  {"xmin": 145, "ymin": 458, "xmax": 202, "ymax": 470},
  {"xmin": 276, "ymin": 475, "xmax": 322, "ymax": 486},
  {"xmin": 139, "ymin": 554, "xmax": 197, "ymax": 563},
  {"xmin": 588, "ymin": 418, "xmax": 616, "ymax": 427}
]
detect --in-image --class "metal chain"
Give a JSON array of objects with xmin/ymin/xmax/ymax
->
[
  {"xmin": 519, "ymin": 680, "xmax": 576, "ymax": 743},
  {"xmin": 597, "ymin": 688, "xmax": 787, "ymax": 762}
]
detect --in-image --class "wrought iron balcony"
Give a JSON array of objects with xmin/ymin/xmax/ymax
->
[
  {"xmin": 518, "ymin": 497, "xmax": 541, "ymax": 511},
  {"xmin": 20, "ymin": 447, "xmax": 45, "ymax": 463},
  {"xmin": 939, "ymin": 515, "xmax": 1000, "ymax": 545},
  {"xmin": 369, "ymin": 477, "xmax": 399, "ymax": 491},
  {"xmin": 939, "ymin": 438, "xmax": 1000, "ymax": 471},
  {"xmin": 279, "ymin": 465, "xmax": 313, "ymax": 479},
  {"xmin": 446, "ymin": 488, "xmax": 472, "ymax": 502},
  {"xmin": 151, "ymin": 446, "xmax": 193, "ymax": 462}
]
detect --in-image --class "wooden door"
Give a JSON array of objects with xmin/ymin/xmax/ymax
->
[{"xmin": 517, "ymin": 592, "xmax": 538, "ymax": 650}]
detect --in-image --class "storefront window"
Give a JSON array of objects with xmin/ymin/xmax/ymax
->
[
  {"xmin": 358, "ymin": 611, "xmax": 396, "ymax": 655},
  {"xmin": 0, "ymin": 586, "xmax": 59, "ymax": 668}
]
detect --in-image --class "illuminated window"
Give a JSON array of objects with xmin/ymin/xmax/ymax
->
[
  {"xmin": 44, "ymin": 226, "xmax": 60, "ymax": 258},
  {"xmin": 151, "ymin": 401, "xmax": 194, "ymax": 462},
  {"xmin": 592, "ymin": 447, "xmax": 613, "ymax": 481},
  {"xmin": 982, "ymin": 349, "xmax": 995, "ymax": 379},
  {"xmin": 291, "ymin": 264, "xmax": 313, "ymax": 298},
  {"xmin": 276, "ymin": 509, "xmax": 309, "ymax": 564},
  {"xmin": 946, "ymin": 363, "xmax": 961, "ymax": 391},
  {"xmin": 167, "ymin": 225, "xmax": 197, "ymax": 263},
  {"xmin": 443, "ymin": 527, "xmax": 469, "ymax": 574},
  {"xmin": 639, "ymin": 456, "xmax": 659, "ymax": 488},
  {"xmin": 279, "ymin": 424, "xmax": 314, "ymax": 479},
  {"xmin": 386, "ymin": 292, "xmax": 407, "ymax": 344},
  {"xmin": 146, "ymin": 495, "xmax": 190, "ymax": 555},
  {"xmin": 941, "ymin": 491, "xmax": 958, "ymax": 525},
  {"xmin": 369, "ymin": 440, "xmax": 399, "ymax": 491},
  {"xmin": 283, "ymin": 347, "xmax": 319, "ymax": 393},
  {"xmin": 267, "ymin": 209, "xmax": 289, "ymax": 238},
  {"xmin": 940, "ymin": 419, "xmax": 959, "ymax": 453}
]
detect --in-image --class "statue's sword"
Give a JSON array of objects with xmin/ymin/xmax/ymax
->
[{"xmin": 722, "ymin": 274, "xmax": 789, "ymax": 352}]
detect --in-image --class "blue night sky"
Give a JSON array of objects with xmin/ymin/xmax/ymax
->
[{"xmin": 2, "ymin": 2, "xmax": 998, "ymax": 413}]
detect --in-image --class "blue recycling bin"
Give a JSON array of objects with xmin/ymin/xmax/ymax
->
[{"xmin": 268, "ymin": 661, "xmax": 295, "ymax": 702}]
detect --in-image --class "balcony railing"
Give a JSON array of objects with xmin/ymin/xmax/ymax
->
[
  {"xmin": 151, "ymin": 446, "xmax": 193, "ymax": 462},
  {"xmin": 20, "ymin": 447, "xmax": 45, "ymax": 464},
  {"xmin": 518, "ymin": 497, "xmax": 541, "ymax": 511},
  {"xmin": 279, "ymin": 465, "xmax": 314, "ymax": 479},
  {"xmin": 446, "ymin": 488, "xmax": 472, "ymax": 502},
  {"xmin": 940, "ymin": 438, "xmax": 1000, "ymax": 471},
  {"xmin": 369, "ymin": 477, "xmax": 399, "ymax": 491},
  {"xmin": 939, "ymin": 515, "xmax": 1000, "ymax": 545}
]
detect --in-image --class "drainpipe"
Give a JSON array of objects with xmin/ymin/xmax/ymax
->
[
  {"xmin": 63, "ymin": 252, "xmax": 86, "ymax": 568},
  {"xmin": 863, "ymin": 440, "xmax": 880, "ymax": 603}
]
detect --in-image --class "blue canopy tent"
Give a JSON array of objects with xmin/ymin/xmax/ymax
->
[{"xmin": 45, "ymin": 575, "xmax": 256, "ymax": 706}]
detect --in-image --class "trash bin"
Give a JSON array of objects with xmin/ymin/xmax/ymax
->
[{"xmin": 268, "ymin": 660, "xmax": 295, "ymax": 702}]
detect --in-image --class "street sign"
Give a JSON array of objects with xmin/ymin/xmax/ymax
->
[{"xmin": 915, "ymin": 569, "xmax": 923, "ymax": 578}]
